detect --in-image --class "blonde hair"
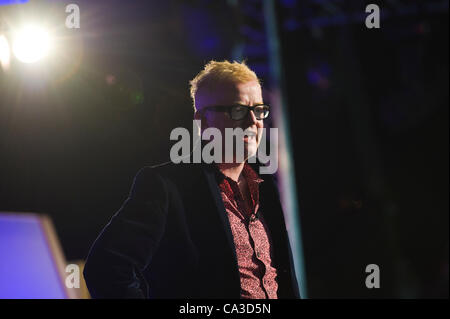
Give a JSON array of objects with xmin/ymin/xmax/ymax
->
[{"xmin": 189, "ymin": 60, "xmax": 260, "ymax": 111}]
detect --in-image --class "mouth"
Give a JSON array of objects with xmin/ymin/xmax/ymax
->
[{"xmin": 243, "ymin": 131, "xmax": 257, "ymax": 143}]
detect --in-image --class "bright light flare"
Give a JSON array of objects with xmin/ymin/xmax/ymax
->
[
  {"xmin": 0, "ymin": 35, "xmax": 11, "ymax": 70},
  {"xmin": 12, "ymin": 25, "xmax": 52, "ymax": 64}
]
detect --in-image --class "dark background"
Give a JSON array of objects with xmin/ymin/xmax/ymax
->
[{"xmin": 0, "ymin": 0, "xmax": 448, "ymax": 298}]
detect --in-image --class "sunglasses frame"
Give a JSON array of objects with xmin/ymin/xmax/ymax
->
[{"xmin": 201, "ymin": 103, "xmax": 270, "ymax": 121}]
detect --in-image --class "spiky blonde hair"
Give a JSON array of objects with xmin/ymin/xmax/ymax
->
[{"xmin": 189, "ymin": 60, "xmax": 260, "ymax": 111}]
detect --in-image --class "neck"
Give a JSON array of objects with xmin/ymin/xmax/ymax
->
[{"xmin": 216, "ymin": 162, "xmax": 245, "ymax": 182}]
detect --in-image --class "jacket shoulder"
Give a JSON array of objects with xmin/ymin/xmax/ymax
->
[{"xmin": 136, "ymin": 161, "xmax": 197, "ymax": 181}]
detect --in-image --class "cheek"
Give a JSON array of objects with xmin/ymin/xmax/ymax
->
[
  {"xmin": 256, "ymin": 122, "xmax": 264, "ymax": 144},
  {"xmin": 257, "ymin": 121, "xmax": 264, "ymax": 133},
  {"xmin": 204, "ymin": 114, "xmax": 232, "ymax": 136},
  {"xmin": 216, "ymin": 117, "xmax": 239, "ymax": 131},
  {"xmin": 205, "ymin": 113, "xmax": 221, "ymax": 127}
]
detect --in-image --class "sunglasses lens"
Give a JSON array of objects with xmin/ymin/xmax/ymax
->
[
  {"xmin": 230, "ymin": 105, "xmax": 270, "ymax": 120},
  {"xmin": 231, "ymin": 105, "xmax": 248, "ymax": 120},
  {"xmin": 254, "ymin": 105, "xmax": 269, "ymax": 119}
]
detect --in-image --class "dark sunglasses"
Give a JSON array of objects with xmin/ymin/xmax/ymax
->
[{"xmin": 201, "ymin": 103, "xmax": 270, "ymax": 121}]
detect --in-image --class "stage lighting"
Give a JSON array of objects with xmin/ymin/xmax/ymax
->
[
  {"xmin": 12, "ymin": 25, "xmax": 52, "ymax": 63},
  {"xmin": 0, "ymin": 0, "xmax": 29, "ymax": 5},
  {"xmin": 0, "ymin": 35, "xmax": 11, "ymax": 70}
]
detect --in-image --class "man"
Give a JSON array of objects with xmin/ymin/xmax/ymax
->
[{"xmin": 83, "ymin": 60, "xmax": 299, "ymax": 299}]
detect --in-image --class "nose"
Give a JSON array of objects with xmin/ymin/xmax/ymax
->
[{"xmin": 245, "ymin": 108, "xmax": 259, "ymax": 126}]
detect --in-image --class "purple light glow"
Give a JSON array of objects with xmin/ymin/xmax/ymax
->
[{"xmin": 0, "ymin": 213, "xmax": 67, "ymax": 299}]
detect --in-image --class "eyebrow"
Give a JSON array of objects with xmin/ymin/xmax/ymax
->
[{"xmin": 234, "ymin": 102, "xmax": 265, "ymax": 106}]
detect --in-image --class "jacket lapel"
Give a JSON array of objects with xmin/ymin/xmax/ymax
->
[
  {"xmin": 179, "ymin": 163, "xmax": 240, "ymax": 297},
  {"xmin": 187, "ymin": 162, "xmax": 298, "ymax": 298},
  {"xmin": 258, "ymin": 173, "xmax": 300, "ymax": 298},
  {"xmin": 200, "ymin": 164, "xmax": 238, "ymax": 266}
]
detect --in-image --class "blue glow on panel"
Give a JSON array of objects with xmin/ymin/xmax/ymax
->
[
  {"xmin": 0, "ymin": 0, "xmax": 28, "ymax": 5},
  {"xmin": 263, "ymin": 0, "xmax": 308, "ymax": 298},
  {"xmin": 0, "ymin": 214, "xmax": 67, "ymax": 299},
  {"xmin": 281, "ymin": 0, "xmax": 297, "ymax": 9},
  {"xmin": 180, "ymin": 5, "xmax": 226, "ymax": 59}
]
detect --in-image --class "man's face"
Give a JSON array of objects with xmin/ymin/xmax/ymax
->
[{"xmin": 195, "ymin": 80, "xmax": 264, "ymax": 162}]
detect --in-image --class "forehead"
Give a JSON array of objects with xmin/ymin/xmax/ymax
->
[{"xmin": 197, "ymin": 80, "xmax": 262, "ymax": 108}]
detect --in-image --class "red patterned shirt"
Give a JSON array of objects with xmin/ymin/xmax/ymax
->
[{"xmin": 217, "ymin": 163, "xmax": 278, "ymax": 299}]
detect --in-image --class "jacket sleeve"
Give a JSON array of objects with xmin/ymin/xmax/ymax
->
[{"xmin": 83, "ymin": 167, "xmax": 169, "ymax": 298}]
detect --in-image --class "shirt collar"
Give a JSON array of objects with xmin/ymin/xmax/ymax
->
[{"xmin": 214, "ymin": 162, "xmax": 264, "ymax": 184}]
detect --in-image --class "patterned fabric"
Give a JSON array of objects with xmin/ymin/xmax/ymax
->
[{"xmin": 217, "ymin": 164, "xmax": 278, "ymax": 299}]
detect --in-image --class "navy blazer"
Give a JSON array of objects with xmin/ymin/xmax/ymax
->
[{"xmin": 83, "ymin": 161, "xmax": 300, "ymax": 298}]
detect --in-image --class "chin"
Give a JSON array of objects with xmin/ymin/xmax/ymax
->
[{"xmin": 245, "ymin": 145, "xmax": 258, "ymax": 159}]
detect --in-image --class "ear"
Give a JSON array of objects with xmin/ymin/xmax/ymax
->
[
  {"xmin": 194, "ymin": 110, "xmax": 209, "ymax": 129},
  {"xmin": 193, "ymin": 110, "xmax": 202, "ymax": 121}
]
